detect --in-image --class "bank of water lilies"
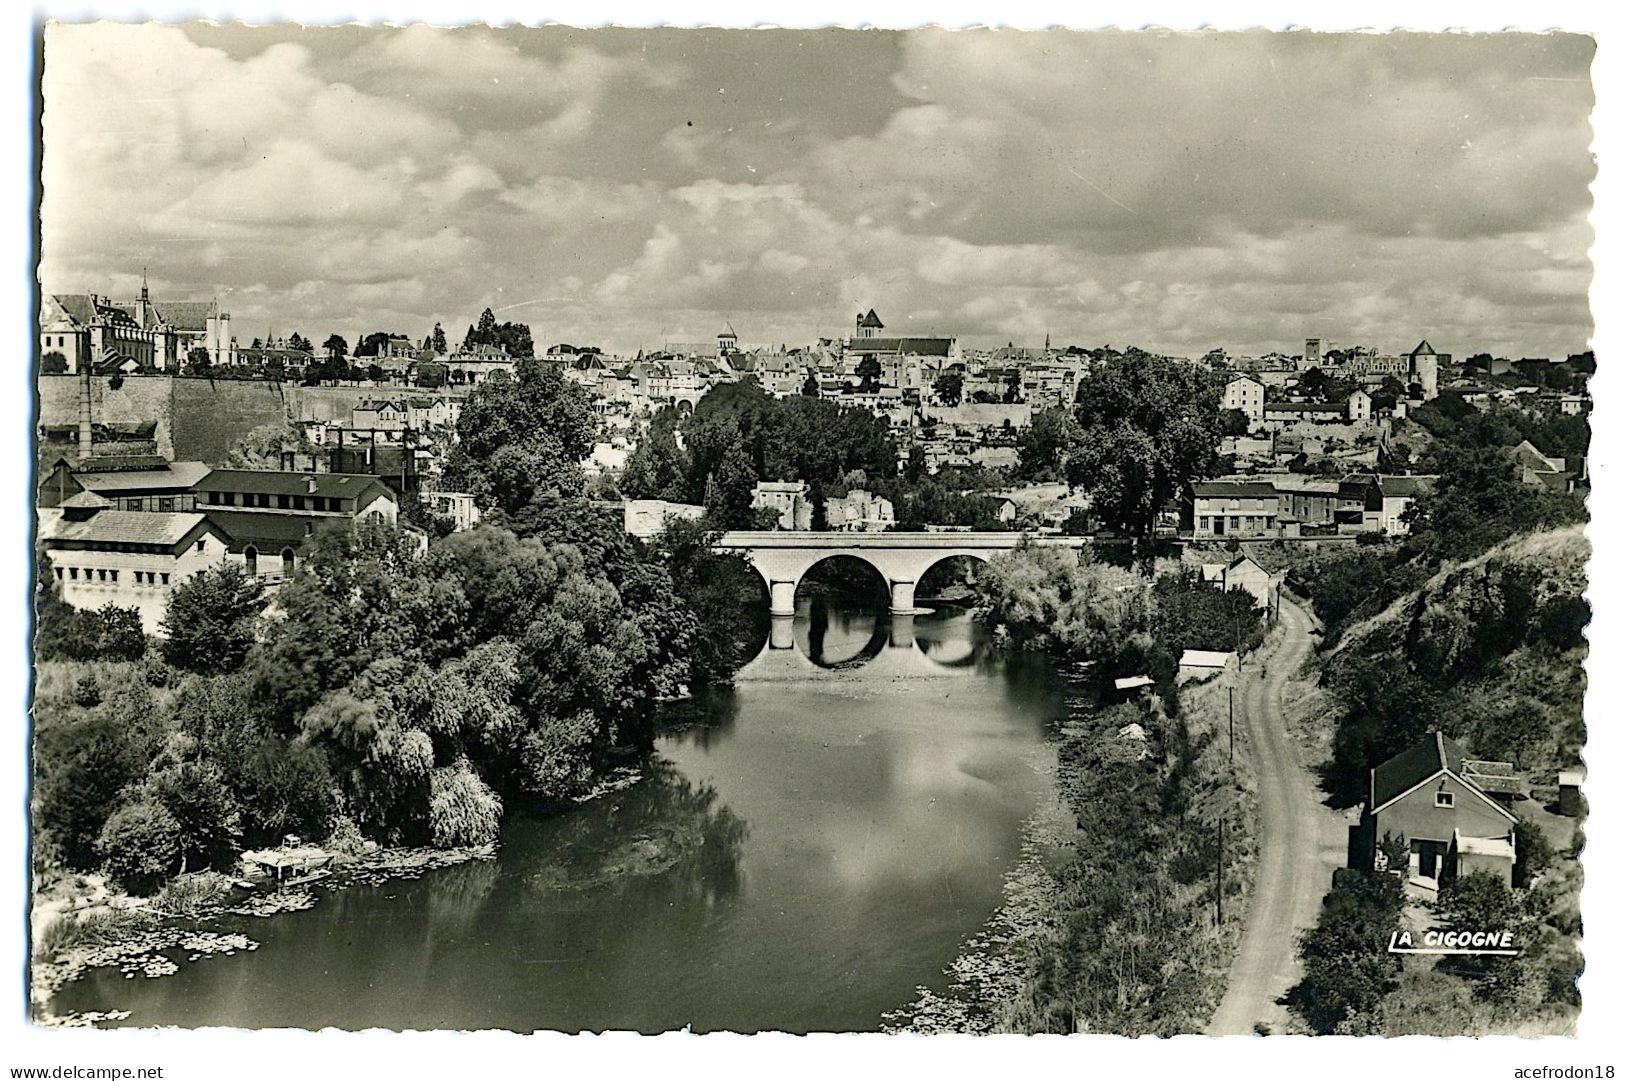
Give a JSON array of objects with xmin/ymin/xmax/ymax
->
[{"xmin": 33, "ymin": 842, "xmax": 497, "ymax": 1025}]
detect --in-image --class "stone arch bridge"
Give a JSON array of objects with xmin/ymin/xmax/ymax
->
[{"xmin": 714, "ymin": 531, "xmax": 1091, "ymax": 615}]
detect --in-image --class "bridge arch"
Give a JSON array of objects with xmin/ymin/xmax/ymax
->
[{"xmin": 718, "ymin": 532, "xmax": 1074, "ymax": 617}]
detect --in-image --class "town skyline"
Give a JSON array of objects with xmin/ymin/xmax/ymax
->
[{"xmin": 41, "ymin": 25, "xmax": 1595, "ymax": 360}]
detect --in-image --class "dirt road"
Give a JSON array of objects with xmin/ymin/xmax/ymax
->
[{"xmin": 1206, "ymin": 597, "xmax": 1345, "ymax": 1036}]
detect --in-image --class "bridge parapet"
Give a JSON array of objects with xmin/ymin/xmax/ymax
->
[{"xmin": 714, "ymin": 531, "xmax": 1090, "ymax": 615}]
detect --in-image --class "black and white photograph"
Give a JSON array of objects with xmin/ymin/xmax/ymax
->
[{"xmin": 14, "ymin": 5, "xmax": 1620, "ymax": 1069}]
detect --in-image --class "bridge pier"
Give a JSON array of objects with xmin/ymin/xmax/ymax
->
[
  {"xmin": 769, "ymin": 580, "xmax": 798, "ymax": 617},
  {"xmin": 889, "ymin": 579, "xmax": 917, "ymax": 615},
  {"xmin": 768, "ymin": 615, "xmax": 796, "ymax": 650},
  {"xmin": 887, "ymin": 613, "xmax": 916, "ymax": 650}
]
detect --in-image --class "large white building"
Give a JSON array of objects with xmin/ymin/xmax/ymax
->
[{"xmin": 40, "ymin": 507, "xmax": 234, "ymax": 634}]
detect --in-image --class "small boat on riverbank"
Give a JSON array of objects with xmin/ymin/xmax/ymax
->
[{"xmin": 239, "ymin": 846, "xmax": 339, "ymax": 887}]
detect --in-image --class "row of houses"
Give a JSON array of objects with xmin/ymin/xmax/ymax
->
[
  {"xmin": 38, "ymin": 456, "xmax": 403, "ymax": 633},
  {"xmin": 1184, "ymin": 473, "xmax": 1437, "ymax": 539}
]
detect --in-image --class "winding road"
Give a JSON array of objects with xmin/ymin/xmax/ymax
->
[{"xmin": 1207, "ymin": 596, "xmax": 1346, "ymax": 1036}]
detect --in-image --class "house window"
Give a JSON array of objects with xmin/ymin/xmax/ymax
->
[
  {"xmin": 1435, "ymin": 791, "xmax": 1454, "ymax": 808},
  {"xmin": 69, "ymin": 567, "xmax": 78, "ymax": 580},
  {"xmin": 245, "ymin": 546, "xmax": 258, "ymax": 577},
  {"xmin": 158, "ymin": 497, "xmax": 175, "ymax": 512},
  {"xmin": 196, "ymin": 539, "xmax": 205, "ymax": 552},
  {"xmin": 277, "ymin": 494, "xmax": 291, "ymax": 509},
  {"xmin": 109, "ymin": 570, "xmax": 118, "ymax": 583},
  {"xmin": 282, "ymin": 548, "xmax": 295, "ymax": 577},
  {"xmin": 125, "ymin": 498, "xmax": 143, "ymax": 511},
  {"xmin": 160, "ymin": 572, "xmax": 170, "ymax": 585}
]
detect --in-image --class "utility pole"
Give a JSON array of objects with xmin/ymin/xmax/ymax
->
[{"xmin": 1217, "ymin": 814, "xmax": 1224, "ymax": 926}]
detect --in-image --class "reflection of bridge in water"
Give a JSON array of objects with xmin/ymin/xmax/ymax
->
[
  {"xmin": 735, "ymin": 606, "xmax": 993, "ymax": 681},
  {"xmin": 716, "ymin": 531, "xmax": 1090, "ymax": 615}
]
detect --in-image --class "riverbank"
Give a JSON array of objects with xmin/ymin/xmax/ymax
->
[
  {"xmin": 884, "ymin": 667, "xmax": 1261, "ymax": 1034},
  {"xmin": 31, "ymin": 842, "xmax": 497, "ymax": 1024}
]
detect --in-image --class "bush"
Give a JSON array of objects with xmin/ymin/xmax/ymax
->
[
  {"xmin": 96, "ymin": 800, "xmax": 183, "ymax": 894},
  {"xmin": 147, "ymin": 761, "xmax": 243, "ymax": 873},
  {"xmin": 72, "ymin": 673, "xmax": 101, "ymax": 708},
  {"xmin": 151, "ymin": 871, "xmax": 233, "ymax": 916},
  {"xmin": 34, "ymin": 713, "xmax": 149, "ymax": 869},
  {"xmin": 35, "ymin": 906, "xmax": 154, "ymax": 960},
  {"xmin": 1531, "ymin": 595, "xmax": 1588, "ymax": 651},
  {"xmin": 427, "ymin": 759, "xmax": 503, "ymax": 847}
]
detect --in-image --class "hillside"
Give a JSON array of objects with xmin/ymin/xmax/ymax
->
[{"xmin": 1324, "ymin": 524, "xmax": 1587, "ymax": 787}]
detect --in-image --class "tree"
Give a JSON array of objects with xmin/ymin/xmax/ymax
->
[
  {"xmin": 1065, "ymin": 355, "xmax": 1223, "ymax": 551},
  {"xmin": 416, "ymin": 361, "xmax": 448, "ymax": 389},
  {"xmin": 367, "ymin": 362, "xmax": 385, "ymax": 385},
  {"xmin": 1014, "ymin": 406, "xmax": 1081, "ymax": 482},
  {"xmin": 185, "ymin": 347, "xmax": 212, "ymax": 376},
  {"xmin": 323, "ymin": 334, "xmax": 348, "ymax": 360},
  {"xmin": 934, "ymin": 371, "xmax": 964, "ymax": 406},
  {"xmin": 1217, "ymin": 408, "xmax": 1251, "ymax": 437},
  {"xmin": 801, "ymin": 371, "xmax": 820, "ymax": 397},
  {"xmin": 159, "ymin": 563, "xmax": 264, "ymax": 675},
  {"xmin": 855, "ymin": 355, "xmax": 882, "ymax": 392},
  {"xmin": 704, "ymin": 436, "xmax": 760, "ymax": 529},
  {"xmin": 904, "ymin": 443, "xmax": 928, "ymax": 483},
  {"xmin": 41, "ymin": 351, "xmax": 68, "ymax": 374},
  {"xmin": 1287, "ymin": 871, "xmax": 1405, "ymax": 1033},
  {"xmin": 432, "ymin": 322, "xmax": 447, "ymax": 355},
  {"xmin": 445, "ymin": 357, "xmax": 597, "ymax": 515},
  {"xmin": 1002, "ymin": 369, "xmax": 1024, "ymax": 403},
  {"xmin": 287, "ymin": 332, "xmax": 312, "ymax": 353}
]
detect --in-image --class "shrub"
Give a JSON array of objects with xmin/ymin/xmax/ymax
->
[
  {"xmin": 34, "ymin": 713, "xmax": 148, "ymax": 869},
  {"xmin": 147, "ymin": 761, "xmax": 244, "ymax": 873},
  {"xmin": 1531, "ymin": 595, "xmax": 1589, "ymax": 652},
  {"xmin": 96, "ymin": 800, "xmax": 183, "ymax": 894},
  {"xmin": 427, "ymin": 759, "xmax": 503, "ymax": 847},
  {"xmin": 72, "ymin": 673, "xmax": 102, "ymax": 708},
  {"xmin": 151, "ymin": 871, "xmax": 233, "ymax": 916},
  {"xmin": 35, "ymin": 906, "xmax": 154, "ymax": 960}
]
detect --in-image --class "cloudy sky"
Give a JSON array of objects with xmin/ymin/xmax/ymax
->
[{"xmin": 40, "ymin": 24, "xmax": 1595, "ymax": 358}]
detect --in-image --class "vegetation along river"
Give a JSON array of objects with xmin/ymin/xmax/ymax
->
[{"xmin": 48, "ymin": 600, "xmax": 1069, "ymax": 1032}]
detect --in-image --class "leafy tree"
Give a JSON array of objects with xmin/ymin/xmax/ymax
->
[
  {"xmin": 159, "ymin": 563, "xmax": 264, "ymax": 675},
  {"xmin": 367, "ymin": 362, "xmax": 384, "ymax": 385},
  {"xmin": 801, "ymin": 371, "xmax": 820, "ymax": 397},
  {"xmin": 704, "ymin": 436, "xmax": 760, "ymax": 529},
  {"xmin": 432, "ymin": 322, "xmax": 447, "ymax": 355},
  {"xmin": 1287, "ymin": 871, "xmax": 1405, "ymax": 1033},
  {"xmin": 185, "ymin": 347, "xmax": 212, "ymax": 376},
  {"xmin": 933, "ymin": 370, "xmax": 964, "ymax": 406},
  {"xmin": 1015, "ymin": 406, "xmax": 1081, "ymax": 482},
  {"xmin": 1218, "ymin": 408, "xmax": 1251, "ymax": 437},
  {"xmin": 976, "ymin": 540, "xmax": 1150, "ymax": 659},
  {"xmin": 1402, "ymin": 448, "xmax": 1586, "ymax": 565},
  {"xmin": 1066, "ymin": 354, "xmax": 1223, "ymax": 551},
  {"xmin": 416, "ymin": 360, "xmax": 448, "ymax": 389},
  {"xmin": 904, "ymin": 443, "xmax": 928, "ymax": 483},
  {"xmin": 445, "ymin": 358, "xmax": 597, "ymax": 515},
  {"xmin": 427, "ymin": 758, "xmax": 503, "ymax": 846},
  {"xmin": 146, "ymin": 760, "xmax": 243, "ymax": 873},
  {"xmin": 287, "ymin": 332, "xmax": 312, "ymax": 353},
  {"xmin": 41, "ymin": 351, "xmax": 68, "ymax": 374},
  {"xmin": 855, "ymin": 355, "xmax": 882, "ymax": 392},
  {"xmin": 36, "ymin": 711, "xmax": 150, "ymax": 868},
  {"xmin": 323, "ymin": 334, "xmax": 348, "ymax": 359}
]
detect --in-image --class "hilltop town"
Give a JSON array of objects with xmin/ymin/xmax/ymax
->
[{"xmin": 40, "ymin": 284, "xmax": 1592, "ymax": 601}]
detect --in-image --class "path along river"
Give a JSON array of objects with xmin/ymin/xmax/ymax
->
[{"xmin": 48, "ymin": 600, "xmax": 1068, "ymax": 1032}]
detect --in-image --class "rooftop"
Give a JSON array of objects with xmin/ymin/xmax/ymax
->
[
  {"xmin": 201, "ymin": 468, "xmax": 391, "ymax": 500},
  {"xmin": 43, "ymin": 510, "xmax": 221, "ymax": 549}
]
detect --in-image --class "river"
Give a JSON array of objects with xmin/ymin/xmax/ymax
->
[{"xmin": 47, "ymin": 601, "xmax": 1068, "ymax": 1032}]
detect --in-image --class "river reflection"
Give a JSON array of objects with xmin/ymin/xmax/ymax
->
[{"xmin": 49, "ymin": 603, "xmax": 1065, "ymax": 1033}]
